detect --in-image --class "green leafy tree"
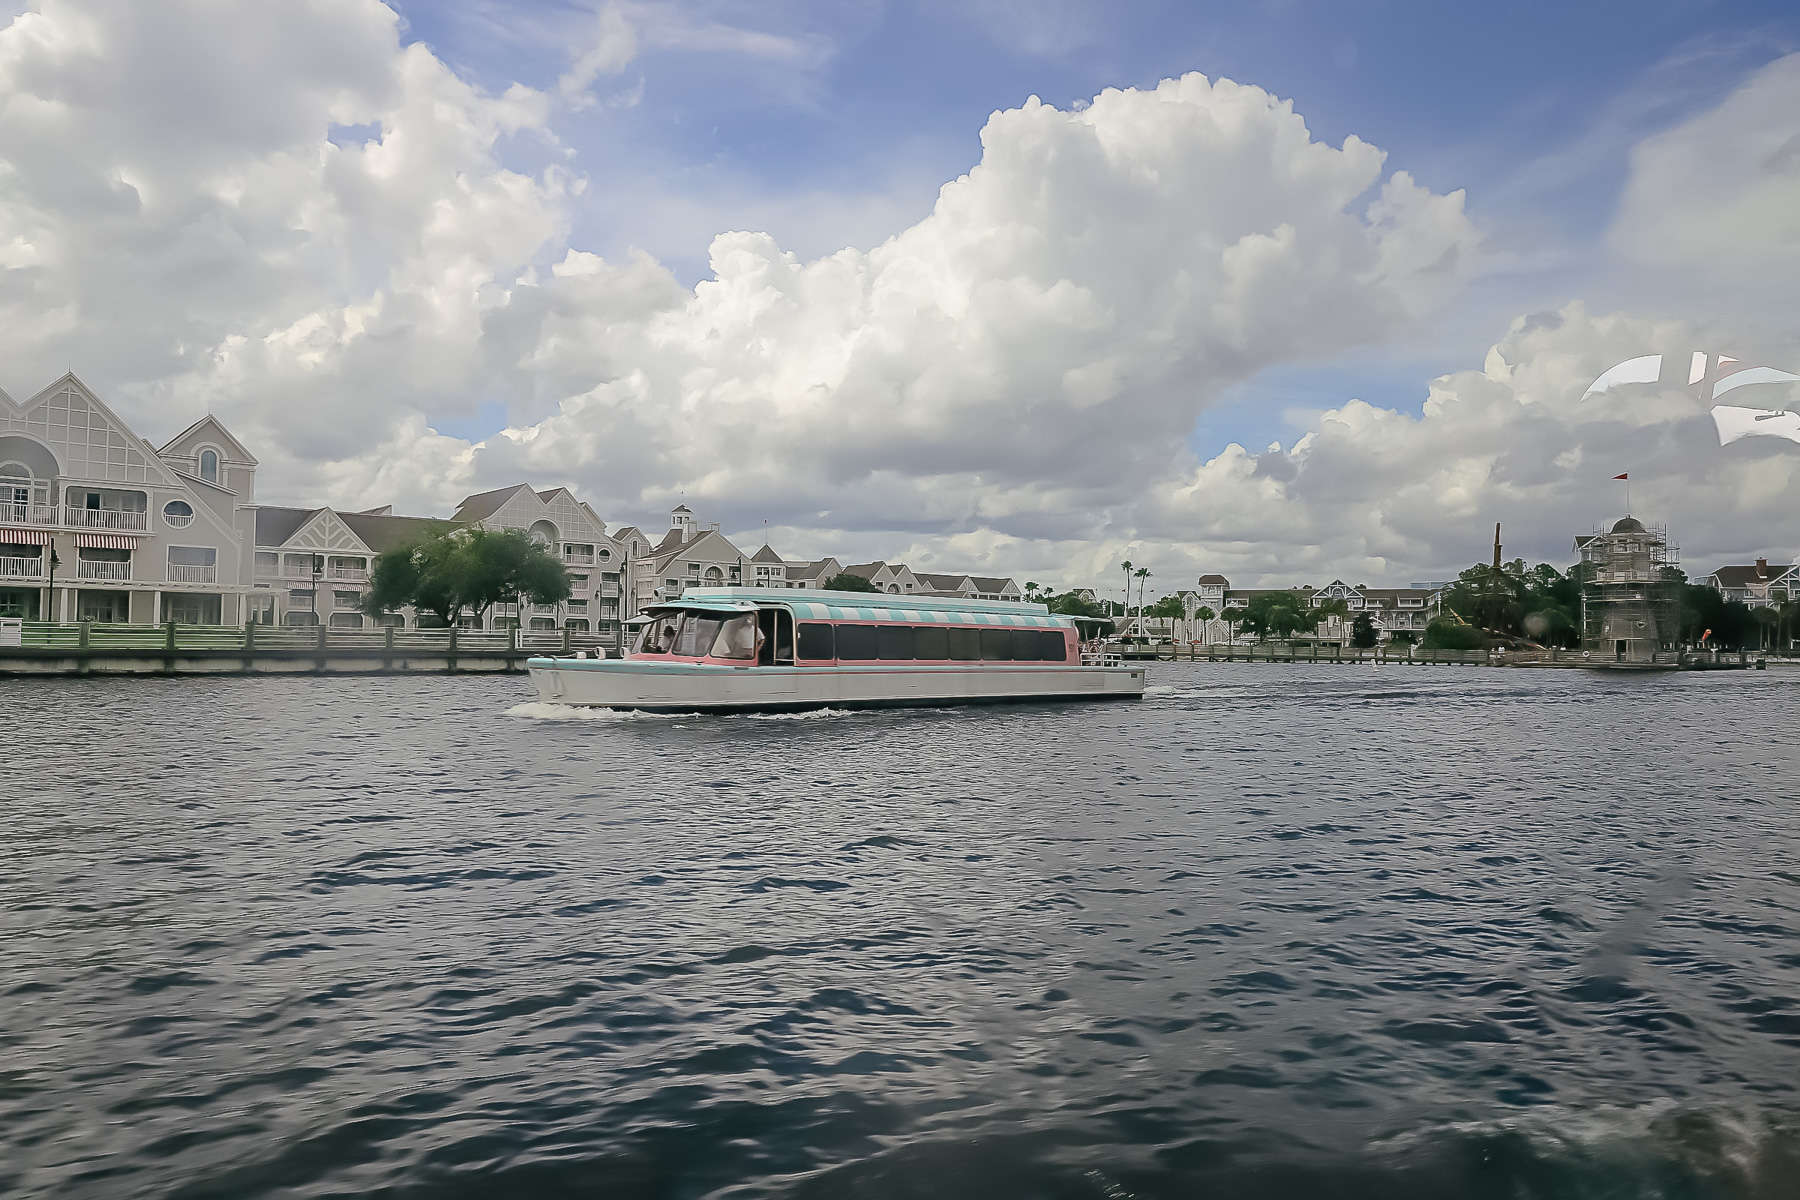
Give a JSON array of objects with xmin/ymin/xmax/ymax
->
[
  {"xmin": 1237, "ymin": 591, "xmax": 1312, "ymax": 642},
  {"xmin": 1046, "ymin": 591, "xmax": 1110, "ymax": 620},
  {"xmin": 1422, "ymin": 616, "xmax": 1486, "ymax": 650},
  {"xmin": 823, "ymin": 571, "xmax": 881, "ymax": 593},
  {"xmin": 364, "ymin": 529, "xmax": 571, "ymax": 626},
  {"xmin": 1351, "ymin": 612, "xmax": 1378, "ymax": 648},
  {"xmin": 1147, "ymin": 595, "xmax": 1185, "ymax": 621}
]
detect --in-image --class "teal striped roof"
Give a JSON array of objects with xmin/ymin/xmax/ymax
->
[{"xmin": 681, "ymin": 586, "xmax": 1072, "ymax": 629}]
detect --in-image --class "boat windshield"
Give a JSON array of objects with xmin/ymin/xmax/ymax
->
[{"xmin": 672, "ymin": 614, "xmax": 725, "ymax": 657}]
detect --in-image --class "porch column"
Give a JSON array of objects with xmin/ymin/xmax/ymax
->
[
  {"xmin": 61, "ymin": 586, "xmax": 73, "ymax": 622},
  {"xmin": 152, "ymin": 590, "xmax": 162, "ymax": 623}
]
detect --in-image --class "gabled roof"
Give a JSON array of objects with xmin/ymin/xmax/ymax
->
[
  {"xmin": 453, "ymin": 484, "xmax": 530, "ymax": 524},
  {"xmin": 255, "ymin": 505, "xmax": 317, "ymax": 547},
  {"xmin": 842, "ymin": 561, "xmax": 887, "ymax": 579},
  {"xmin": 655, "ymin": 528, "xmax": 687, "ymax": 554},
  {"xmin": 341, "ymin": 511, "xmax": 454, "ymax": 553},
  {"xmin": 913, "ymin": 572, "xmax": 971, "ymax": 589},
  {"xmin": 751, "ymin": 543, "xmax": 784, "ymax": 563},
  {"xmin": 158, "ymin": 413, "xmax": 259, "ymax": 465},
  {"xmin": 970, "ymin": 576, "xmax": 1016, "ymax": 592},
  {"xmin": 671, "ymin": 503, "xmax": 692, "ymax": 513},
  {"xmin": 1197, "ymin": 574, "xmax": 1230, "ymax": 586},
  {"xmin": 1708, "ymin": 563, "xmax": 1797, "ymax": 588}
]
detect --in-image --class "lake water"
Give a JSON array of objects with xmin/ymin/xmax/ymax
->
[{"xmin": 4, "ymin": 664, "xmax": 1799, "ymax": 1198}]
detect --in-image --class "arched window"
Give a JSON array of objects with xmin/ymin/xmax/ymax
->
[
  {"xmin": 162, "ymin": 499, "xmax": 195, "ymax": 528},
  {"xmin": 528, "ymin": 519, "xmax": 557, "ymax": 545},
  {"xmin": 199, "ymin": 448, "xmax": 219, "ymax": 484}
]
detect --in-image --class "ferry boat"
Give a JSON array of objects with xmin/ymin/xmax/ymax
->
[{"xmin": 527, "ymin": 587, "xmax": 1146, "ymax": 712}]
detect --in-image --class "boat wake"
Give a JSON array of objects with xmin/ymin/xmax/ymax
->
[{"xmin": 505, "ymin": 702, "xmax": 681, "ymax": 722}]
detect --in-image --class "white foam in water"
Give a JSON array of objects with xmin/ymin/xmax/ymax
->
[
  {"xmin": 505, "ymin": 702, "xmax": 680, "ymax": 722},
  {"xmin": 1142, "ymin": 684, "xmax": 1180, "ymax": 697},
  {"xmin": 740, "ymin": 707, "xmax": 854, "ymax": 721},
  {"xmin": 506, "ymin": 702, "xmax": 855, "ymax": 722}
]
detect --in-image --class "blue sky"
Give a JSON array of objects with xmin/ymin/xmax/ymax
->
[{"xmin": 387, "ymin": 0, "xmax": 1798, "ymax": 451}]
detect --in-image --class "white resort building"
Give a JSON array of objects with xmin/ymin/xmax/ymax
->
[
  {"xmin": 2, "ymin": 375, "xmax": 257, "ymax": 624},
  {"xmin": 1170, "ymin": 575, "xmax": 1443, "ymax": 644}
]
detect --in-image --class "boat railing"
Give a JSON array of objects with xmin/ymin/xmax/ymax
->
[{"xmin": 1081, "ymin": 651, "xmax": 1123, "ymax": 667}]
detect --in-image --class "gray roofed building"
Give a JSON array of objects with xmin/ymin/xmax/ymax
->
[
  {"xmin": 451, "ymin": 484, "xmax": 530, "ymax": 524},
  {"xmin": 751, "ymin": 543, "xmax": 783, "ymax": 563},
  {"xmin": 340, "ymin": 511, "xmax": 452, "ymax": 553},
  {"xmin": 253, "ymin": 505, "xmax": 316, "ymax": 548}
]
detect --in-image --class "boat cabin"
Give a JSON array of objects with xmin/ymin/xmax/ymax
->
[{"xmin": 628, "ymin": 588, "xmax": 1077, "ymax": 668}]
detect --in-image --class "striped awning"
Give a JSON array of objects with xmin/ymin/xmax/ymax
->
[
  {"xmin": 0, "ymin": 529, "xmax": 52, "ymax": 545},
  {"xmin": 74, "ymin": 533, "xmax": 137, "ymax": 549}
]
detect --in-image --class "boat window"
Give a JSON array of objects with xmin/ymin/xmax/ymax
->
[
  {"xmin": 835, "ymin": 623, "xmax": 877, "ymax": 660},
  {"xmin": 639, "ymin": 616, "xmax": 682, "ymax": 653},
  {"xmin": 877, "ymin": 625, "xmax": 914, "ymax": 660},
  {"xmin": 797, "ymin": 621, "xmax": 834, "ymax": 660},
  {"xmin": 674, "ymin": 614, "xmax": 724, "ymax": 657},
  {"xmin": 914, "ymin": 626, "xmax": 949, "ymax": 659},
  {"xmin": 979, "ymin": 628, "xmax": 1012, "ymax": 661},
  {"xmin": 1040, "ymin": 630, "xmax": 1069, "ymax": 661},
  {"xmin": 711, "ymin": 614, "xmax": 757, "ymax": 660},
  {"xmin": 946, "ymin": 627, "xmax": 980, "ymax": 660}
]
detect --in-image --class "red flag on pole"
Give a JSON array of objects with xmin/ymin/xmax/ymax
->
[{"xmin": 1613, "ymin": 473, "xmax": 1629, "ymax": 480}]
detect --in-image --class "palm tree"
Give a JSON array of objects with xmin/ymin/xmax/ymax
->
[
  {"xmin": 1134, "ymin": 567, "xmax": 1151, "ymax": 638},
  {"xmin": 1194, "ymin": 605, "xmax": 1216, "ymax": 644},
  {"xmin": 1313, "ymin": 597, "xmax": 1352, "ymax": 644},
  {"xmin": 1120, "ymin": 559, "xmax": 1134, "ymax": 628}
]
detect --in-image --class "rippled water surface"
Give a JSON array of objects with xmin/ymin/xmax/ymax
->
[{"xmin": 6, "ymin": 664, "xmax": 1800, "ymax": 1198}]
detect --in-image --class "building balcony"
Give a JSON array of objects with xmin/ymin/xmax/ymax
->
[
  {"xmin": 598, "ymin": 583, "xmax": 620, "ymax": 597},
  {"xmin": 327, "ymin": 567, "xmax": 367, "ymax": 581},
  {"xmin": 0, "ymin": 555, "xmax": 46, "ymax": 580},
  {"xmin": 564, "ymin": 553, "xmax": 595, "ymax": 566},
  {"xmin": 77, "ymin": 559, "xmax": 132, "ymax": 582},
  {"xmin": 65, "ymin": 506, "xmax": 148, "ymax": 531},
  {"xmin": 0, "ymin": 502, "xmax": 60, "ymax": 528},
  {"xmin": 167, "ymin": 563, "xmax": 217, "ymax": 584}
]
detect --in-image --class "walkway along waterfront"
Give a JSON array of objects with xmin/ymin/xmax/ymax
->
[{"xmin": 0, "ymin": 621, "xmax": 610, "ymax": 676}]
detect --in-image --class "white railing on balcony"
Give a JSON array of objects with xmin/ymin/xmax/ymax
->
[
  {"xmin": 65, "ymin": 507, "xmax": 148, "ymax": 531},
  {"xmin": 0, "ymin": 555, "xmax": 46, "ymax": 579},
  {"xmin": 77, "ymin": 559, "xmax": 132, "ymax": 581},
  {"xmin": 565, "ymin": 553, "xmax": 595, "ymax": 565},
  {"xmin": 334, "ymin": 595, "xmax": 362, "ymax": 610},
  {"xmin": 327, "ymin": 567, "xmax": 367, "ymax": 580},
  {"xmin": 1, "ymin": 502, "xmax": 60, "ymax": 527},
  {"xmin": 167, "ymin": 563, "xmax": 217, "ymax": 583},
  {"xmin": 598, "ymin": 583, "xmax": 620, "ymax": 597}
]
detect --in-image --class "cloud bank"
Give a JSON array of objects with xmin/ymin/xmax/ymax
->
[{"xmin": 2, "ymin": 1, "xmax": 1793, "ymax": 588}]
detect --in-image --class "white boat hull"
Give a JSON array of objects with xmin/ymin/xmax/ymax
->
[{"xmin": 527, "ymin": 658, "xmax": 1146, "ymax": 711}]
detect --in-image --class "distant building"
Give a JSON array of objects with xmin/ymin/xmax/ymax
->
[
  {"xmin": 1704, "ymin": 558, "xmax": 1795, "ymax": 608},
  {"xmin": 638, "ymin": 505, "xmax": 748, "ymax": 609},
  {"xmin": 1573, "ymin": 517, "xmax": 1681, "ymax": 664},
  {"xmin": 1183, "ymin": 574, "xmax": 1441, "ymax": 643}
]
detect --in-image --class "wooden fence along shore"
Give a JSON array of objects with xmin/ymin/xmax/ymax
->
[{"xmin": 0, "ymin": 621, "xmax": 613, "ymax": 677}]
